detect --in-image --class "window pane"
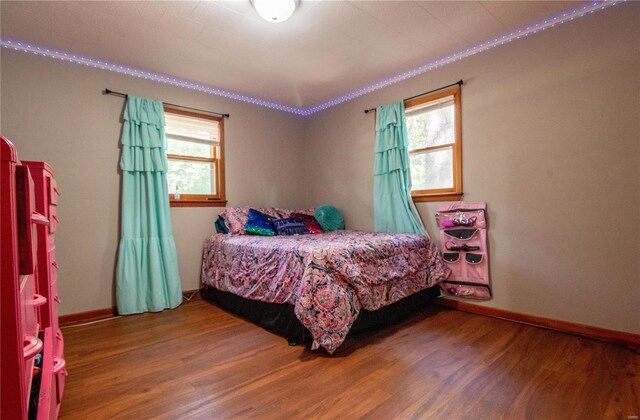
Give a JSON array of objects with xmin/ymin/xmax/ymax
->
[
  {"xmin": 166, "ymin": 137, "xmax": 213, "ymax": 158},
  {"xmin": 167, "ymin": 160, "xmax": 215, "ymax": 195},
  {"xmin": 406, "ymin": 97, "xmax": 454, "ymax": 150},
  {"xmin": 410, "ymin": 147, "xmax": 453, "ymax": 190},
  {"xmin": 165, "ymin": 112, "xmax": 219, "ymax": 142}
]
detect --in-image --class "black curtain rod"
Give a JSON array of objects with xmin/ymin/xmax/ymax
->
[
  {"xmin": 364, "ymin": 79, "xmax": 463, "ymax": 114},
  {"xmin": 103, "ymin": 88, "xmax": 230, "ymax": 118}
]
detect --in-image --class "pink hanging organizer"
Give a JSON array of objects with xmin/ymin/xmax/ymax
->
[{"xmin": 436, "ymin": 201, "xmax": 491, "ymax": 300}]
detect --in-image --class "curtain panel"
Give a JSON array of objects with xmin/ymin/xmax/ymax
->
[
  {"xmin": 373, "ymin": 101, "xmax": 427, "ymax": 236},
  {"xmin": 116, "ymin": 96, "xmax": 182, "ymax": 315}
]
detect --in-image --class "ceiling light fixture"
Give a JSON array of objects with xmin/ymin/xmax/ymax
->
[{"xmin": 252, "ymin": 0, "xmax": 297, "ymax": 23}]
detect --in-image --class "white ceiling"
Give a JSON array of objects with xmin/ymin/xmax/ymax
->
[{"xmin": 1, "ymin": 1, "xmax": 595, "ymax": 108}]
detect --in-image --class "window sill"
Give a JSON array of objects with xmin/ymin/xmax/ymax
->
[
  {"xmin": 170, "ymin": 200, "xmax": 227, "ymax": 208},
  {"xmin": 412, "ymin": 192, "xmax": 463, "ymax": 203}
]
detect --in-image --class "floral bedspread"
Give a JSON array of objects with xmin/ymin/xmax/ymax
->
[{"xmin": 201, "ymin": 230, "xmax": 450, "ymax": 354}]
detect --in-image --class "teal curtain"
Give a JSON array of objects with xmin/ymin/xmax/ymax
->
[
  {"xmin": 116, "ymin": 96, "xmax": 182, "ymax": 315},
  {"xmin": 373, "ymin": 101, "xmax": 427, "ymax": 235}
]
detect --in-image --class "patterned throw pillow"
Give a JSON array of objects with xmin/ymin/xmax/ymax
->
[
  {"xmin": 290, "ymin": 212, "xmax": 324, "ymax": 234},
  {"xmin": 272, "ymin": 208, "xmax": 315, "ymax": 218},
  {"xmin": 272, "ymin": 218, "xmax": 309, "ymax": 236},
  {"xmin": 244, "ymin": 209, "xmax": 277, "ymax": 236},
  {"xmin": 220, "ymin": 206, "xmax": 252, "ymax": 234}
]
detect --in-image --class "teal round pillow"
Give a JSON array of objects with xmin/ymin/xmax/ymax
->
[{"xmin": 314, "ymin": 205, "xmax": 345, "ymax": 232}]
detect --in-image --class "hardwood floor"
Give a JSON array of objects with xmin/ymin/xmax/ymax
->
[{"xmin": 60, "ymin": 300, "xmax": 639, "ymax": 419}]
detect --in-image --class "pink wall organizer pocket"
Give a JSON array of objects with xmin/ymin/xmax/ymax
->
[{"xmin": 436, "ymin": 201, "xmax": 491, "ymax": 300}]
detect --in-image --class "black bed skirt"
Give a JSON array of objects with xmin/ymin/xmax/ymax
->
[{"xmin": 201, "ymin": 285, "xmax": 441, "ymax": 346}]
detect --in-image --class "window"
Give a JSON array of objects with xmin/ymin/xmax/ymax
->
[
  {"xmin": 164, "ymin": 107, "xmax": 226, "ymax": 207},
  {"xmin": 405, "ymin": 85, "xmax": 462, "ymax": 202}
]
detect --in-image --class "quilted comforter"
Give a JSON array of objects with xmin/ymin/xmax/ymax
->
[{"xmin": 201, "ymin": 230, "xmax": 450, "ymax": 353}]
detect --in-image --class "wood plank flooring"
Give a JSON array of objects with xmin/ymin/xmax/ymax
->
[{"xmin": 60, "ymin": 300, "xmax": 639, "ymax": 419}]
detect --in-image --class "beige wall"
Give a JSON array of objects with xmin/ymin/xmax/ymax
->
[
  {"xmin": 306, "ymin": 5, "xmax": 640, "ymax": 334},
  {"xmin": 0, "ymin": 51, "xmax": 307, "ymax": 315},
  {"xmin": 1, "ymin": 5, "xmax": 638, "ymax": 334}
]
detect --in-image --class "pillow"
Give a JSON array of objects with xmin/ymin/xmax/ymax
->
[
  {"xmin": 290, "ymin": 212, "xmax": 324, "ymax": 234},
  {"xmin": 220, "ymin": 207, "xmax": 316, "ymax": 234},
  {"xmin": 314, "ymin": 205, "xmax": 345, "ymax": 232},
  {"xmin": 214, "ymin": 216, "xmax": 229, "ymax": 234},
  {"xmin": 274, "ymin": 208, "xmax": 315, "ymax": 218},
  {"xmin": 272, "ymin": 218, "xmax": 309, "ymax": 236},
  {"xmin": 244, "ymin": 209, "xmax": 277, "ymax": 236},
  {"xmin": 221, "ymin": 206, "xmax": 252, "ymax": 234}
]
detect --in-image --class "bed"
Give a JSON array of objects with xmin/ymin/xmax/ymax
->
[{"xmin": 201, "ymin": 224, "xmax": 451, "ymax": 354}]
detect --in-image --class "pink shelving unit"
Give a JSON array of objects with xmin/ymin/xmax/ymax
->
[{"xmin": 1, "ymin": 136, "xmax": 66, "ymax": 419}]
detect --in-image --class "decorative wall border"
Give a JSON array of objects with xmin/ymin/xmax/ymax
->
[{"xmin": 0, "ymin": 1, "xmax": 623, "ymax": 116}]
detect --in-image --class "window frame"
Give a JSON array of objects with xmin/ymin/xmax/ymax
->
[
  {"xmin": 404, "ymin": 85, "xmax": 463, "ymax": 202},
  {"xmin": 164, "ymin": 106, "xmax": 227, "ymax": 207}
]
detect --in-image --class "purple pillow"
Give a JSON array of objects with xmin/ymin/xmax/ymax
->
[{"xmin": 272, "ymin": 218, "xmax": 309, "ymax": 236}]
